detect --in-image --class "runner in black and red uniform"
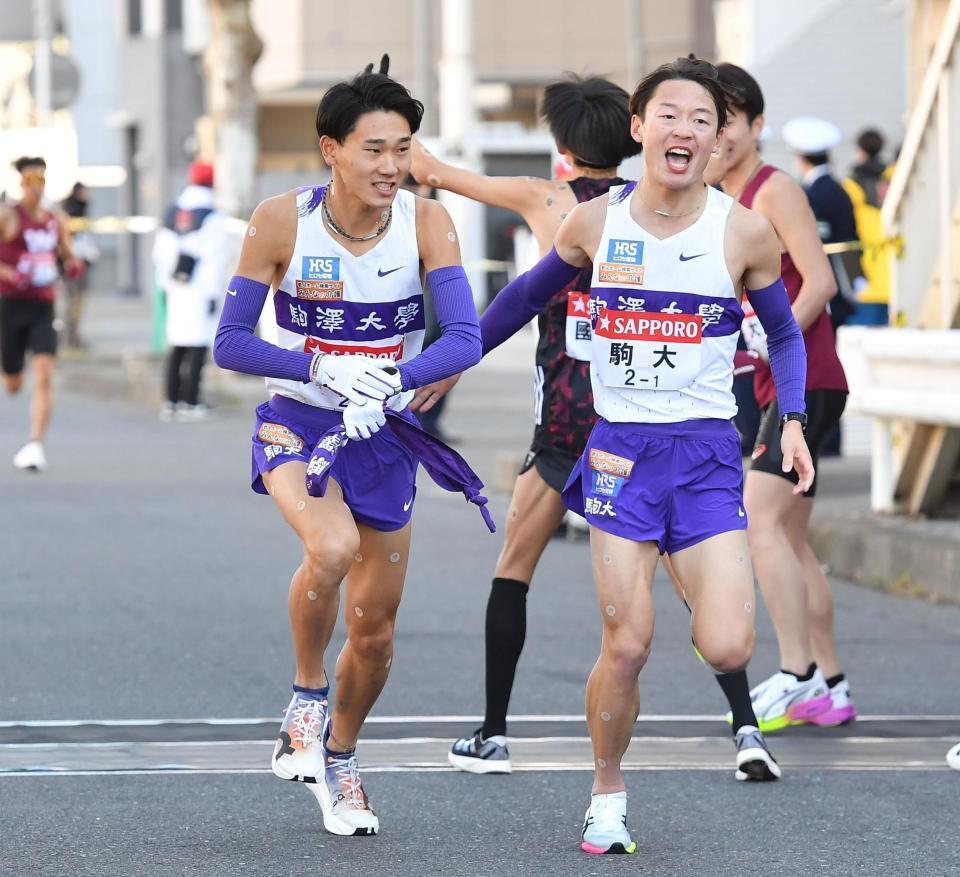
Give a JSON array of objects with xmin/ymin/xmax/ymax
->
[
  {"xmin": 408, "ymin": 75, "xmax": 641, "ymax": 773},
  {"xmin": 526, "ymin": 175, "xmax": 628, "ymax": 491},
  {"xmin": 0, "ymin": 156, "xmax": 84, "ymax": 472}
]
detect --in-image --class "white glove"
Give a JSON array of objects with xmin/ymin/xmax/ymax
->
[
  {"xmin": 312, "ymin": 354, "xmax": 402, "ymax": 405},
  {"xmin": 343, "ymin": 398, "xmax": 387, "ymax": 441}
]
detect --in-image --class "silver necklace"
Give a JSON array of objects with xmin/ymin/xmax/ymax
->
[
  {"xmin": 637, "ymin": 182, "xmax": 707, "ymax": 218},
  {"xmin": 322, "ymin": 185, "xmax": 391, "ymax": 242}
]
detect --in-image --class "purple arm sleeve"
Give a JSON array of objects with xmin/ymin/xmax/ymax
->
[
  {"xmin": 213, "ymin": 275, "xmax": 313, "ymax": 382},
  {"xmin": 397, "ymin": 266, "xmax": 482, "ymax": 391},
  {"xmin": 746, "ymin": 278, "xmax": 807, "ymax": 414},
  {"xmin": 479, "ymin": 248, "xmax": 582, "ymax": 354}
]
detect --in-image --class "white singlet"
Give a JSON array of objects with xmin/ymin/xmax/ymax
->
[
  {"xmin": 265, "ymin": 186, "xmax": 425, "ymax": 410},
  {"xmin": 588, "ymin": 182, "xmax": 743, "ymax": 423}
]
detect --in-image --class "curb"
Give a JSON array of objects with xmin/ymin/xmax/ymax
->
[
  {"xmin": 808, "ymin": 512, "xmax": 960, "ymax": 604},
  {"xmin": 59, "ymin": 349, "xmax": 266, "ymax": 411}
]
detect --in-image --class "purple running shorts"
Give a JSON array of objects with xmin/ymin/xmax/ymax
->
[
  {"xmin": 562, "ymin": 417, "xmax": 746, "ymax": 554},
  {"xmin": 251, "ymin": 394, "xmax": 418, "ymax": 532}
]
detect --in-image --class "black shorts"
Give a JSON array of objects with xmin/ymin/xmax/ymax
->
[
  {"xmin": 0, "ymin": 297, "xmax": 57, "ymax": 374},
  {"xmin": 750, "ymin": 389, "xmax": 847, "ymax": 497},
  {"xmin": 520, "ymin": 443, "xmax": 579, "ymax": 494}
]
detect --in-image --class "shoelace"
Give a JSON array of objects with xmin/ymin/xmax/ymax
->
[
  {"xmin": 332, "ymin": 752, "xmax": 366, "ymax": 809},
  {"xmin": 288, "ymin": 699, "xmax": 326, "ymax": 747},
  {"xmin": 589, "ymin": 796, "xmax": 626, "ymax": 830}
]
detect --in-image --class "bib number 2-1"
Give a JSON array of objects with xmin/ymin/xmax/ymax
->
[{"xmin": 593, "ymin": 308, "xmax": 703, "ymax": 390}]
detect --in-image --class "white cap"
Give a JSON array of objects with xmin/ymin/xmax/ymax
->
[{"xmin": 782, "ymin": 116, "xmax": 842, "ymax": 154}]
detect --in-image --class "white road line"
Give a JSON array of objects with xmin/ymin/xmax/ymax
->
[
  {"xmin": 3, "ymin": 735, "xmax": 957, "ymax": 750},
  {"xmin": 0, "ymin": 763, "xmax": 950, "ymax": 778},
  {"xmin": 1, "ymin": 736, "xmax": 953, "ymax": 777},
  {"xmin": 1, "ymin": 714, "xmax": 957, "ymax": 728}
]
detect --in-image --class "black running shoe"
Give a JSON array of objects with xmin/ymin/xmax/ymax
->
[{"xmin": 448, "ymin": 728, "xmax": 512, "ymax": 774}]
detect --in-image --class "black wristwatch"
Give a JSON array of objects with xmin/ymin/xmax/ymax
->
[{"xmin": 780, "ymin": 412, "xmax": 808, "ymax": 434}]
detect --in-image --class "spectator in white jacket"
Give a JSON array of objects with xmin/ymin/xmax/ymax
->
[{"xmin": 152, "ymin": 162, "xmax": 228, "ymax": 421}]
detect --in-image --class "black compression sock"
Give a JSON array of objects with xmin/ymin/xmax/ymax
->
[
  {"xmin": 782, "ymin": 662, "xmax": 817, "ymax": 682},
  {"xmin": 825, "ymin": 673, "xmax": 845, "ymax": 689},
  {"xmin": 715, "ymin": 670, "xmax": 758, "ymax": 733},
  {"xmin": 481, "ymin": 577, "xmax": 529, "ymax": 739}
]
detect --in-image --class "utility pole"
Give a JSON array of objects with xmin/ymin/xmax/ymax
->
[
  {"xmin": 626, "ymin": 0, "xmax": 645, "ymax": 87},
  {"xmin": 32, "ymin": 0, "xmax": 53, "ymax": 126},
  {"xmin": 414, "ymin": 0, "xmax": 434, "ymax": 136},
  {"xmin": 436, "ymin": 0, "xmax": 484, "ymax": 305},
  {"xmin": 438, "ymin": 0, "xmax": 476, "ymax": 155},
  {"xmin": 204, "ymin": 0, "xmax": 263, "ymax": 218}
]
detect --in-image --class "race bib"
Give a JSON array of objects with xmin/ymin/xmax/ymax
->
[
  {"xmin": 564, "ymin": 291, "xmax": 592, "ymax": 361},
  {"xmin": 593, "ymin": 308, "xmax": 703, "ymax": 390},
  {"xmin": 18, "ymin": 252, "xmax": 57, "ymax": 287}
]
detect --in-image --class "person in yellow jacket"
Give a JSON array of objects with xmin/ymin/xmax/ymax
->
[{"xmin": 843, "ymin": 129, "xmax": 890, "ymax": 324}]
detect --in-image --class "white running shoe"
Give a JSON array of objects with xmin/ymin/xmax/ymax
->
[
  {"xmin": 734, "ymin": 725, "xmax": 781, "ymax": 781},
  {"xmin": 271, "ymin": 692, "xmax": 328, "ymax": 782},
  {"xmin": 746, "ymin": 669, "xmax": 832, "ymax": 733},
  {"xmin": 309, "ymin": 726, "xmax": 378, "ymax": 836},
  {"xmin": 13, "ymin": 441, "xmax": 47, "ymax": 472},
  {"xmin": 175, "ymin": 403, "xmax": 212, "ymax": 422},
  {"xmin": 581, "ymin": 791, "xmax": 637, "ymax": 855},
  {"xmin": 808, "ymin": 678, "xmax": 858, "ymax": 726},
  {"xmin": 946, "ymin": 742, "xmax": 960, "ymax": 771},
  {"xmin": 158, "ymin": 402, "xmax": 176, "ymax": 422}
]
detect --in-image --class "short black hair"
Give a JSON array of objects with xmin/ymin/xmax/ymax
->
[
  {"xmin": 629, "ymin": 55, "xmax": 738, "ymax": 131},
  {"xmin": 716, "ymin": 63, "xmax": 764, "ymax": 124},
  {"xmin": 540, "ymin": 74, "xmax": 642, "ymax": 169},
  {"xmin": 14, "ymin": 156, "xmax": 46, "ymax": 174},
  {"xmin": 857, "ymin": 128, "xmax": 884, "ymax": 158},
  {"xmin": 801, "ymin": 152, "xmax": 830, "ymax": 166},
  {"xmin": 315, "ymin": 54, "xmax": 424, "ymax": 143}
]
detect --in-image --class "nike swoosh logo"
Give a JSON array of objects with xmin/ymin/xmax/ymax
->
[
  {"xmin": 678, "ymin": 252, "xmax": 707, "ymax": 262},
  {"xmin": 226, "ymin": 288, "xmax": 237, "ymax": 296},
  {"xmin": 378, "ymin": 266, "xmax": 403, "ymax": 277},
  {"xmin": 403, "ymin": 498, "xmax": 413, "ymax": 511}
]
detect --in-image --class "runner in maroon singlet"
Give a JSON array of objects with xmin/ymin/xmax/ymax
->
[
  {"xmin": 408, "ymin": 75, "xmax": 642, "ymax": 773},
  {"xmin": 0, "ymin": 156, "xmax": 84, "ymax": 472},
  {"xmin": 713, "ymin": 63, "xmax": 855, "ymax": 732}
]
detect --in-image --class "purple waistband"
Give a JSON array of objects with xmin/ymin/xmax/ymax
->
[
  {"xmin": 599, "ymin": 417, "xmax": 737, "ymax": 439},
  {"xmin": 269, "ymin": 394, "xmax": 342, "ymax": 428},
  {"xmin": 269, "ymin": 393, "xmax": 417, "ymax": 429}
]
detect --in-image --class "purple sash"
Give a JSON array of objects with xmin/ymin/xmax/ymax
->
[{"xmin": 305, "ymin": 412, "xmax": 496, "ymax": 533}]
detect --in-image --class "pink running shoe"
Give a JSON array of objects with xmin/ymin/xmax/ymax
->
[{"xmin": 808, "ymin": 679, "xmax": 858, "ymax": 727}]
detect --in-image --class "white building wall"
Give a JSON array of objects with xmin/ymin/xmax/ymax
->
[
  {"xmin": 717, "ymin": 0, "xmax": 907, "ymax": 177},
  {"xmin": 65, "ymin": 0, "xmax": 123, "ymax": 168}
]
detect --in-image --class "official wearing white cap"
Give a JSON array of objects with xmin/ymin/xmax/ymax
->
[
  {"xmin": 782, "ymin": 116, "xmax": 860, "ymax": 335},
  {"xmin": 782, "ymin": 116, "xmax": 842, "ymax": 156}
]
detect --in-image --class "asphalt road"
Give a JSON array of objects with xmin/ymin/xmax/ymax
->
[{"xmin": 1, "ymin": 350, "xmax": 959, "ymax": 877}]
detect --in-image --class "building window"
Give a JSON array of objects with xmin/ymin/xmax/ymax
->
[
  {"xmin": 165, "ymin": 0, "xmax": 182, "ymax": 31},
  {"xmin": 127, "ymin": 0, "xmax": 142, "ymax": 35}
]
